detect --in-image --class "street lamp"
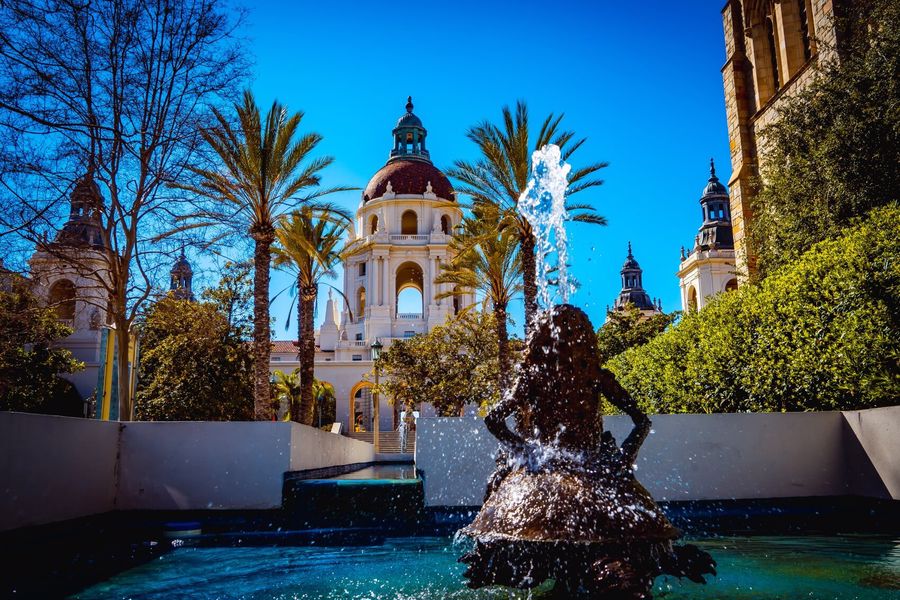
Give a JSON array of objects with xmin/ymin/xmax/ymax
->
[{"xmin": 371, "ymin": 339, "xmax": 383, "ymax": 453}]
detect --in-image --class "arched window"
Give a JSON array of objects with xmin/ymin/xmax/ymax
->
[
  {"xmin": 725, "ymin": 279, "xmax": 739, "ymax": 292},
  {"xmin": 395, "ymin": 261, "xmax": 424, "ymax": 318},
  {"xmin": 687, "ymin": 286, "xmax": 698, "ymax": 312},
  {"xmin": 440, "ymin": 215, "xmax": 451, "ymax": 234},
  {"xmin": 401, "ymin": 210, "xmax": 418, "ymax": 235},
  {"xmin": 351, "ymin": 384, "xmax": 373, "ymax": 433},
  {"xmin": 766, "ymin": 16, "xmax": 781, "ymax": 92},
  {"xmin": 798, "ymin": 0, "xmax": 813, "ymax": 60},
  {"xmin": 49, "ymin": 279, "xmax": 76, "ymax": 321},
  {"xmin": 357, "ymin": 287, "xmax": 366, "ymax": 320},
  {"xmin": 453, "ymin": 285, "xmax": 463, "ymax": 316},
  {"xmin": 369, "ymin": 215, "xmax": 378, "ymax": 235}
]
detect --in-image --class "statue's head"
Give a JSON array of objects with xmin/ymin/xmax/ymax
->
[{"xmin": 515, "ymin": 304, "xmax": 603, "ymax": 450}]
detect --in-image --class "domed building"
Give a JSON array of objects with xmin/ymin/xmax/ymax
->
[
  {"xmin": 270, "ymin": 98, "xmax": 473, "ymax": 444},
  {"xmin": 677, "ymin": 159, "xmax": 737, "ymax": 311},
  {"xmin": 608, "ymin": 242, "xmax": 663, "ymax": 320},
  {"xmin": 29, "ymin": 171, "xmax": 113, "ymax": 400}
]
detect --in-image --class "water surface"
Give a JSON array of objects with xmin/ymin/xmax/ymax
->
[{"xmin": 73, "ymin": 535, "xmax": 900, "ymax": 599}]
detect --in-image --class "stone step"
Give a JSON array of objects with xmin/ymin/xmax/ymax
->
[{"xmin": 347, "ymin": 431, "xmax": 415, "ymax": 453}]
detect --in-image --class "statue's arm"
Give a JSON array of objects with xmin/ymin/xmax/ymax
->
[
  {"xmin": 484, "ymin": 393, "xmax": 525, "ymax": 451},
  {"xmin": 598, "ymin": 369, "xmax": 650, "ymax": 467}
]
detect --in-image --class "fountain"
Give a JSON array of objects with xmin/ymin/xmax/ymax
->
[{"xmin": 457, "ymin": 146, "xmax": 717, "ymax": 598}]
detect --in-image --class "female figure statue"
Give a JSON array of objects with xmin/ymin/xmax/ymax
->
[{"xmin": 459, "ymin": 304, "xmax": 715, "ymax": 599}]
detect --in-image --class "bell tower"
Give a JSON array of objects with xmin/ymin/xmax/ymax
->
[
  {"xmin": 677, "ymin": 160, "xmax": 738, "ymax": 311},
  {"xmin": 610, "ymin": 242, "xmax": 663, "ymax": 320},
  {"xmin": 29, "ymin": 170, "xmax": 112, "ymax": 398},
  {"xmin": 170, "ymin": 249, "xmax": 195, "ymax": 301}
]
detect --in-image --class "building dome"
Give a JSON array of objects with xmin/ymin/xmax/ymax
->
[
  {"xmin": 613, "ymin": 242, "xmax": 658, "ymax": 313},
  {"xmin": 702, "ymin": 158, "xmax": 728, "ymax": 199},
  {"xmin": 362, "ymin": 97, "xmax": 454, "ymax": 203},
  {"xmin": 363, "ymin": 160, "xmax": 454, "ymax": 202},
  {"xmin": 54, "ymin": 171, "xmax": 107, "ymax": 249},
  {"xmin": 622, "ymin": 242, "xmax": 640, "ymax": 270}
]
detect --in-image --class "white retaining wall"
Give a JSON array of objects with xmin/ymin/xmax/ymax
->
[
  {"xmin": 0, "ymin": 413, "xmax": 375, "ymax": 531},
  {"xmin": 415, "ymin": 408, "xmax": 900, "ymax": 507},
  {"xmin": 0, "ymin": 413, "xmax": 120, "ymax": 532}
]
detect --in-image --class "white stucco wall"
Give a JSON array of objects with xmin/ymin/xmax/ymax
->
[
  {"xmin": 843, "ymin": 406, "xmax": 900, "ymax": 499},
  {"xmin": 416, "ymin": 409, "xmax": 900, "ymax": 507},
  {"xmin": 1, "ymin": 416, "xmax": 381, "ymax": 530},
  {"xmin": 0, "ymin": 412, "xmax": 120, "ymax": 531},
  {"xmin": 116, "ymin": 421, "xmax": 293, "ymax": 510},
  {"xmin": 288, "ymin": 422, "xmax": 375, "ymax": 470}
]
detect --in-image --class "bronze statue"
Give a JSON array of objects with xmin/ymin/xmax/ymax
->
[{"xmin": 459, "ymin": 305, "xmax": 715, "ymax": 598}]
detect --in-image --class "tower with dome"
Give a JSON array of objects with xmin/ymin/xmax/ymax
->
[
  {"xmin": 269, "ymin": 98, "xmax": 473, "ymax": 438},
  {"xmin": 677, "ymin": 160, "xmax": 738, "ymax": 311}
]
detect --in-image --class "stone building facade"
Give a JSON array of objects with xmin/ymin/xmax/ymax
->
[{"xmin": 721, "ymin": 0, "xmax": 844, "ymax": 278}]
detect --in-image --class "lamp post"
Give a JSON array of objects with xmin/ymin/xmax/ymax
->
[{"xmin": 371, "ymin": 339, "xmax": 383, "ymax": 453}]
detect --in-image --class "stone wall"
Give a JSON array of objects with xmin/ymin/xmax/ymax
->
[
  {"xmin": 720, "ymin": 0, "xmax": 843, "ymax": 277},
  {"xmin": 415, "ymin": 407, "xmax": 900, "ymax": 507}
]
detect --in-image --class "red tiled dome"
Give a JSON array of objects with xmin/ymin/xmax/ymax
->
[{"xmin": 362, "ymin": 159, "xmax": 454, "ymax": 203}]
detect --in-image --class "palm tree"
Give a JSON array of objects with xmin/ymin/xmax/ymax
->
[
  {"xmin": 176, "ymin": 90, "xmax": 346, "ymax": 420},
  {"xmin": 448, "ymin": 101, "xmax": 608, "ymax": 332},
  {"xmin": 273, "ymin": 369, "xmax": 302, "ymax": 421},
  {"xmin": 273, "ymin": 204, "xmax": 364, "ymax": 425},
  {"xmin": 435, "ymin": 205, "xmax": 522, "ymax": 395}
]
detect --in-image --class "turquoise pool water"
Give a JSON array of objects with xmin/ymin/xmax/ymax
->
[{"xmin": 73, "ymin": 535, "xmax": 900, "ymax": 599}]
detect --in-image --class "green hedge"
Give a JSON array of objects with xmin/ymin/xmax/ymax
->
[{"xmin": 608, "ymin": 205, "xmax": 900, "ymax": 413}]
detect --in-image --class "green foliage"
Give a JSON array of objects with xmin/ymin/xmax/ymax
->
[
  {"xmin": 751, "ymin": 0, "xmax": 900, "ymax": 278},
  {"xmin": 273, "ymin": 368, "xmax": 302, "ymax": 420},
  {"xmin": 312, "ymin": 379, "xmax": 336, "ymax": 427},
  {"xmin": 0, "ymin": 277, "xmax": 84, "ymax": 414},
  {"xmin": 609, "ymin": 205, "xmax": 900, "ymax": 413},
  {"xmin": 201, "ymin": 260, "xmax": 253, "ymax": 338},
  {"xmin": 596, "ymin": 304, "xmax": 676, "ymax": 366},
  {"xmin": 135, "ymin": 295, "xmax": 253, "ymax": 421},
  {"xmin": 376, "ymin": 311, "xmax": 519, "ymax": 417}
]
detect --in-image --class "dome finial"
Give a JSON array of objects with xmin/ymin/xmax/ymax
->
[
  {"xmin": 627, "ymin": 240, "xmax": 633, "ymax": 258},
  {"xmin": 406, "ymin": 96, "xmax": 414, "ymax": 113},
  {"xmin": 710, "ymin": 157, "xmax": 716, "ymax": 177}
]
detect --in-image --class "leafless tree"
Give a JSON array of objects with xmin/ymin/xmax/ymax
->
[{"xmin": 0, "ymin": 0, "xmax": 249, "ymax": 420}]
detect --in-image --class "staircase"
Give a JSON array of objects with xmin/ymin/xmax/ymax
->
[{"xmin": 348, "ymin": 430, "xmax": 415, "ymax": 454}]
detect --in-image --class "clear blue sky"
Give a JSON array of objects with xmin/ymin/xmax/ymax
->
[{"xmin": 240, "ymin": 1, "xmax": 731, "ymax": 338}]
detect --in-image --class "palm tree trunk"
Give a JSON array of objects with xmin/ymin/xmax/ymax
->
[
  {"xmin": 520, "ymin": 231, "xmax": 538, "ymax": 334},
  {"xmin": 251, "ymin": 231, "xmax": 274, "ymax": 420},
  {"xmin": 299, "ymin": 284, "xmax": 318, "ymax": 425},
  {"xmin": 495, "ymin": 302, "xmax": 511, "ymax": 396}
]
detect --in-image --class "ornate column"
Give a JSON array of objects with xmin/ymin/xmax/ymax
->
[{"xmin": 382, "ymin": 256, "xmax": 389, "ymax": 307}]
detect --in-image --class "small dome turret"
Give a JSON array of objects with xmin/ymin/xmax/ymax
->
[
  {"xmin": 54, "ymin": 170, "xmax": 107, "ymax": 249},
  {"xmin": 170, "ymin": 249, "xmax": 195, "ymax": 301},
  {"xmin": 613, "ymin": 242, "xmax": 657, "ymax": 312},
  {"xmin": 689, "ymin": 159, "xmax": 734, "ymax": 253},
  {"xmin": 389, "ymin": 96, "xmax": 430, "ymax": 163}
]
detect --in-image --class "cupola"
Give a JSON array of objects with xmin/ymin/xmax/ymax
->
[
  {"xmin": 53, "ymin": 170, "xmax": 107, "ymax": 249},
  {"xmin": 613, "ymin": 242, "xmax": 657, "ymax": 312},
  {"xmin": 692, "ymin": 159, "xmax": 734, "ymax": 252},
  {"xmin": 170, "ymin": 249, "xmax": 194, "ymax": 301},
  {"xmin": 362, "ymin": 97, "xmax": 454, "ymax": 203}
]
